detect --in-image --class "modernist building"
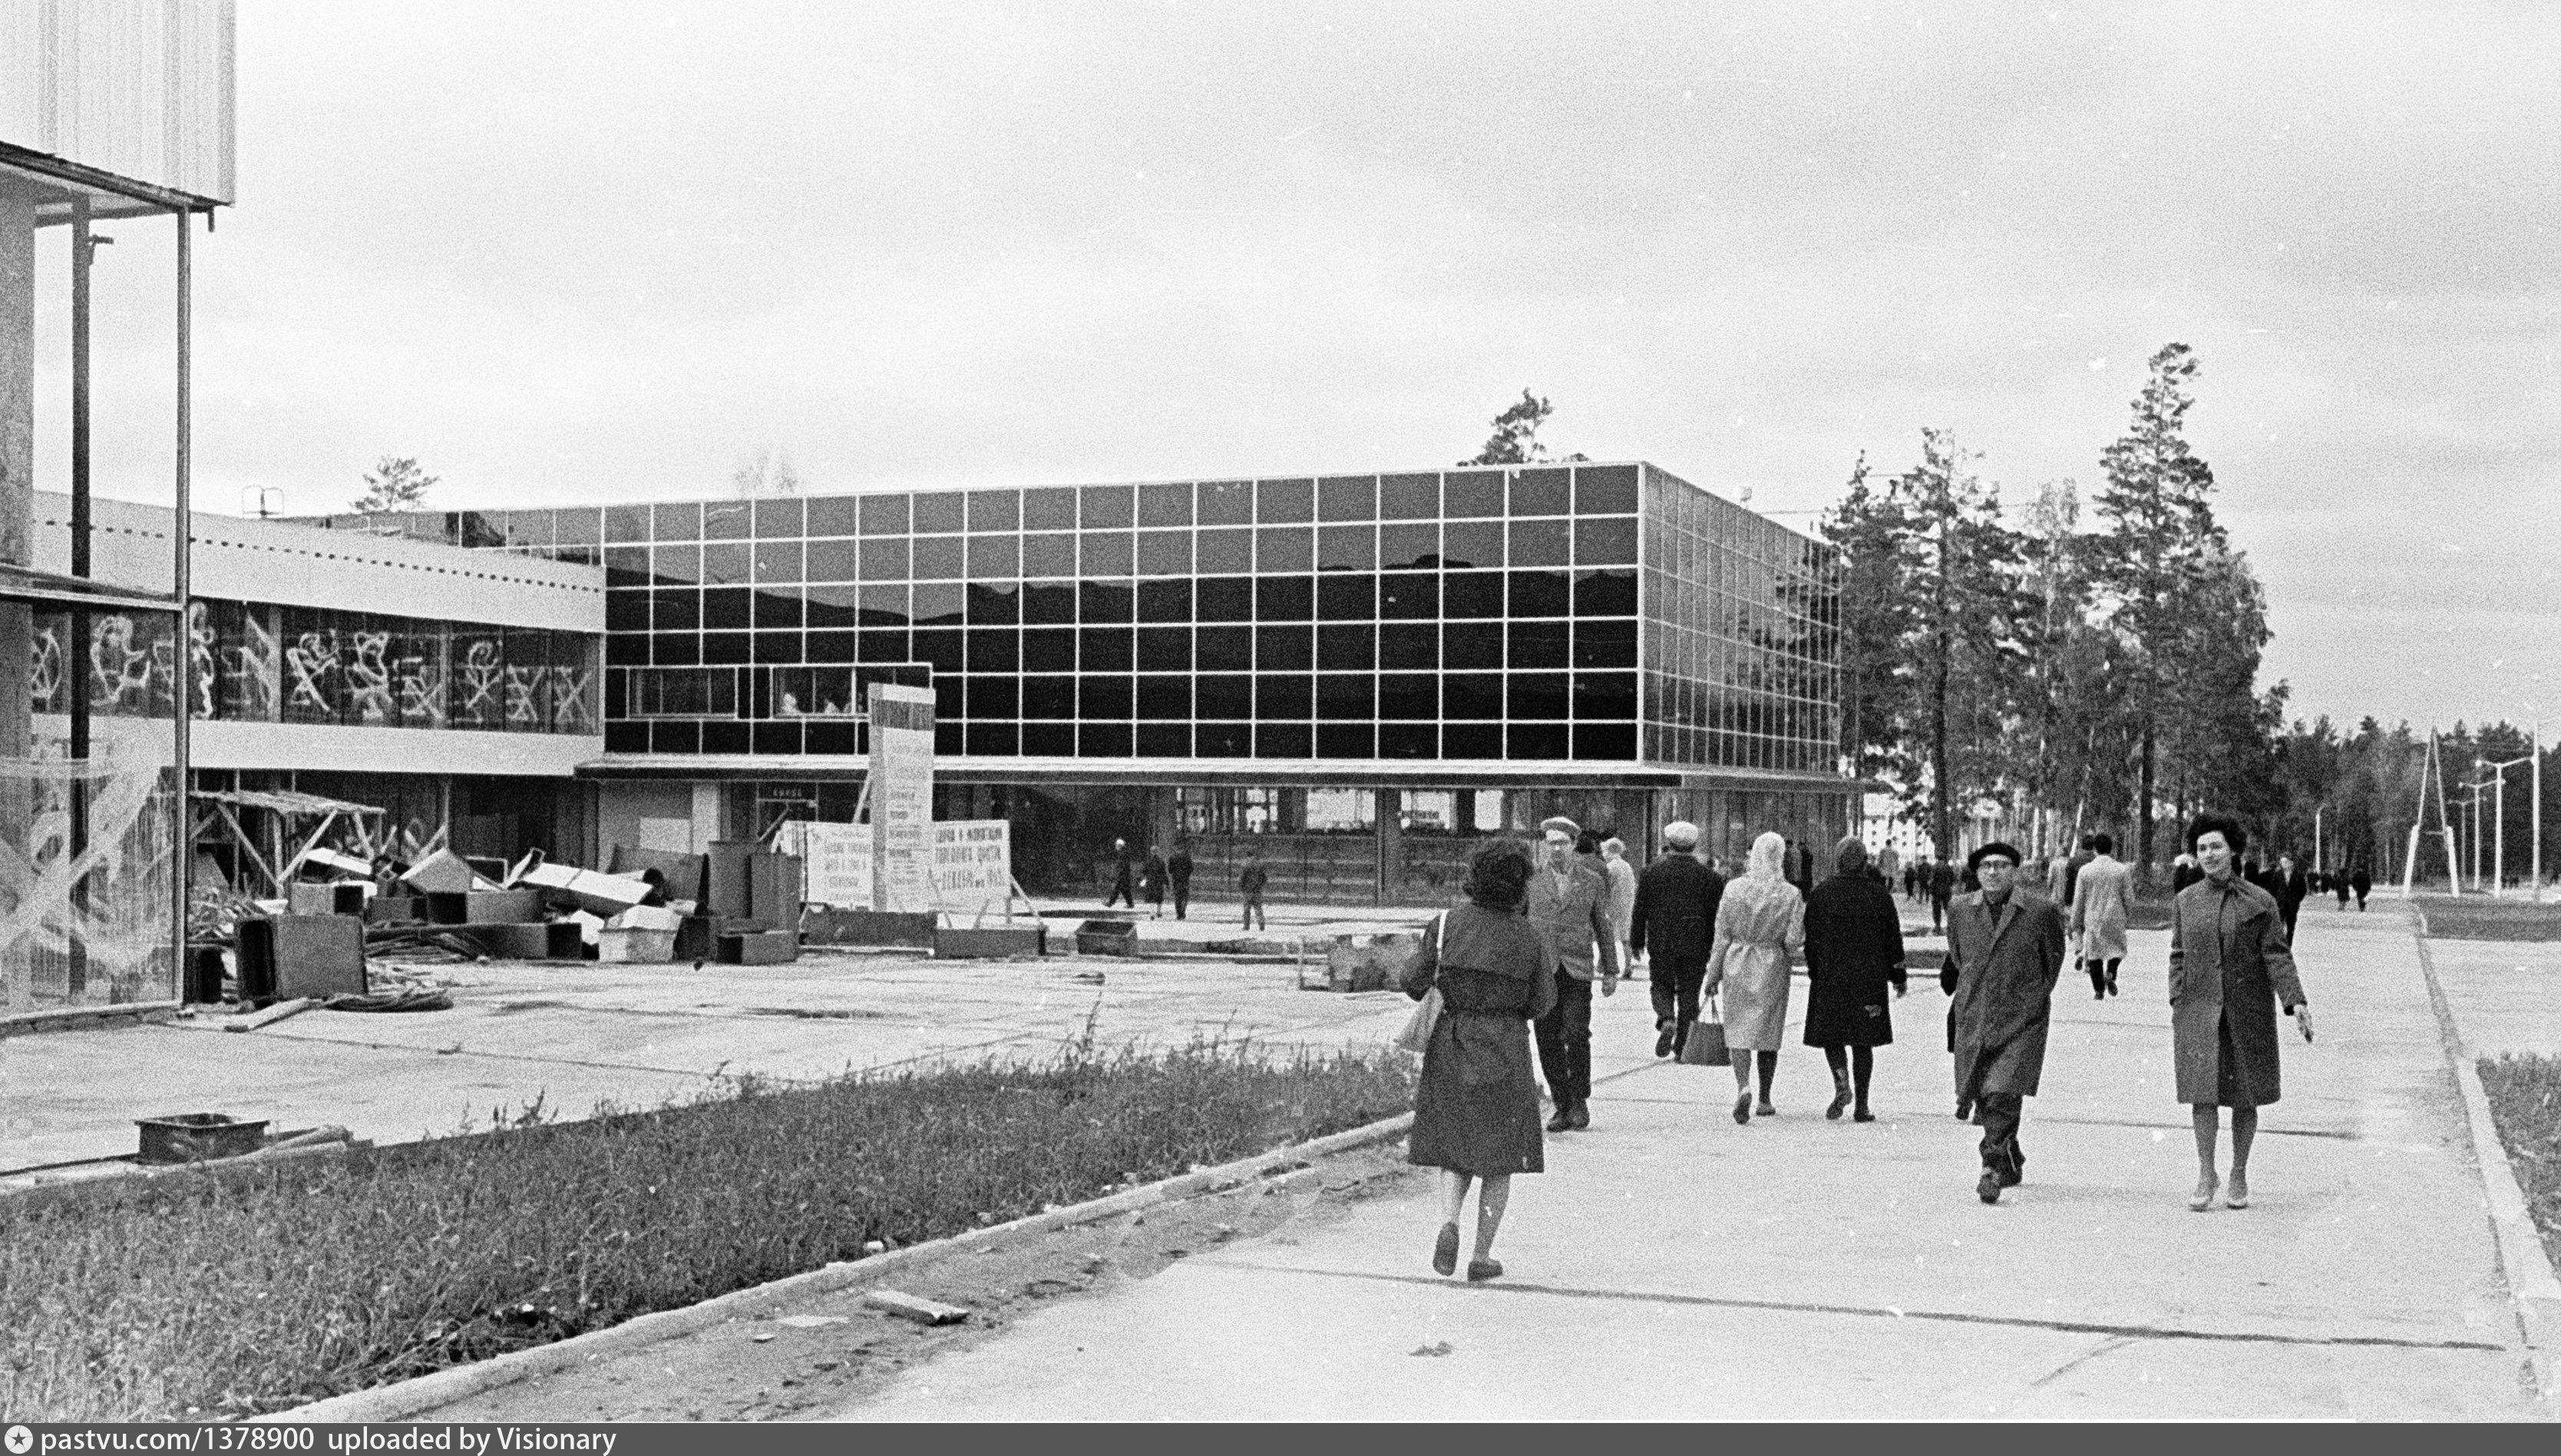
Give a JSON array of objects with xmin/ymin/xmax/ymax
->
[{"xmin": 316, "ymin": 461, "xmax": 1856, "ymax": 904}]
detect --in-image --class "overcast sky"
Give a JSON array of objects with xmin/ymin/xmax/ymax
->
[{"xmin": 30, "ymin": 1, "xmax": 2559, "ymax": 735}]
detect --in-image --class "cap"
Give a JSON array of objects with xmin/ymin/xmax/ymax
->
[{"xmin": 1538, "ymin": 816, "xmax": 1581, "ymax": 840}]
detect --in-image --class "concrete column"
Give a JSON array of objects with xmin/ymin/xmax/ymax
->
[
  {"xmin": 0, "ymin": 183, "xmax": 32, "ymax": 1009},
  {"xmin": 1374, "ymin": 787, "xmax": 1399, "ymax": 906}
]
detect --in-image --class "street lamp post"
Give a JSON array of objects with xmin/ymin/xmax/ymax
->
[
  {"xmin": 2481, "ymin": 753, "xmax": 2536, "ymax": 899},
  {"xmin": 2461, "ymin": 774, "xmax": 2497, "ymax": 894}
]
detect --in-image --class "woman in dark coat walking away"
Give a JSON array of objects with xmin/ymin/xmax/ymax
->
[
  {"xmin": 2170, "ymin": 814, "xmax": 2314, "ymax": 1212},
  {"xmin": 1401, "ymin": 839, "xmax": 1556, "ymax": 1283},
  {"xmin": 1803, "ymin": 837, "xmax": 1906, "ymax": 1121}
]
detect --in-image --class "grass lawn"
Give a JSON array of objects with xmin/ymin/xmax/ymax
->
[
  {"xmin": 2413, "ymin": 895, "xmax": 2561, "ymax": 942},
  {"xmin": 2478, "ymin": 1054, "xmax": 2561, "ymax": 1273},
  {"xmin": 0, "ymin": 1039, "xmax": 1414, "ymax": 1421}
]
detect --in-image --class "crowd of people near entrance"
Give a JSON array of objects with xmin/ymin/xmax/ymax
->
[{"xmin": 1397, "ymin": 814, "xmax": 2328, "ymax": 1280}]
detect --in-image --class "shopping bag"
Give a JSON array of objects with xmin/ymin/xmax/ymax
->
[
  {"xmin": 1393, "ymin": 986, "xmax": 1442, "ymax": 1056},
  {"xmin": 1679, "ymin": 994, "xmax": 1731, "ymax": 1067}
]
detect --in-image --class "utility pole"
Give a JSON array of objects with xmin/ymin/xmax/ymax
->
[
  {"xmin": 2461, "ymin": 773, "xmax": 2497, "ymax": 894},
  {"xmin": 2482, "ymin": 753, "xmax": 2534, "ymax": 898}
]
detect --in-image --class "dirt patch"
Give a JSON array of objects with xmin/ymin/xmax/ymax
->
[
  {"xmin": 418, "ymin": 1140, "xmax": 1421, "ymax": 1421},
  {"xmin": 2417, "ymin": 898, "xmax": 2561, "ymax": 943}
]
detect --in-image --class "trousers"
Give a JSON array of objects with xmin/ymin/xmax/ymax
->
[
  {"xmin": 2084, "ymin": 956, "xmax": 2120, "ymax": 995},
  {"xmin": 1977, "ymin": 1092, "xmax": 2024, "ymax": 1176},
  {"xmin": 1649, "ymin": 959, "xmax": 1708, "ymax": 1052},
  {"xmin": 1534, "ymin": 971, "xmax": 1595, "ymax": 1104}
]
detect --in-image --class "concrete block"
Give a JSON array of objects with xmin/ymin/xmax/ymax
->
[
  {"xmin": 934, "ymin": 924, "xmax": 1047, "ymax": 959},
  {"xmin": 237, "ymin": 916, "xmax": 368, "ymax": 1002},
  {"xmin": 606, "ymin": 844, "xmax": 709, "ymax": 905},
  {"xmin": 288, "ymin": 882, "xmax": 367, "ymax": 916},
  {"xmin": 455, "ymin": 923, "xmax": 583, "ymax": 960},
  {"xmin": 717, "ymin": 930, "xmax": 800, "ymax": 966},
  {"xmin": 426, "ymin": 889, "xmax": 548, "ymax": 926},
  {"xmin": 801, "ymin": 908, "xmax": 937, "ymax": 949}
]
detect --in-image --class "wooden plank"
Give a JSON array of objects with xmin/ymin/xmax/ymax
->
[
  {"xmin": 863, "ymin": 1289, "xmax": 970, "ymax": 1326},
  {"xmin": 222, "ymin": 996, "xmax": 317, "ymax": 1032}
]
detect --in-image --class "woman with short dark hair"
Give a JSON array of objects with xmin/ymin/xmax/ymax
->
[
  {"xmin": 1400, "ymin": 838, "xmax": 1556, "ymax": 1282},
  {"xmin": 1802, "ymin": 837, "xmax": 1906, "ymax": 1121},
  {"xmin": 2170, "ymin": 814, "xmax": 2315, "ymax": 1211}
]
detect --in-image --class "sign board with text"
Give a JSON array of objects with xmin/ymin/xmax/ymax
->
[
  {"xmin": 867, "ymin": 682, "xmax": 936, "ymax": 912},
  {"xmin": 778, "ymin": 819, "xmax": 1010, "ymax": 918}
]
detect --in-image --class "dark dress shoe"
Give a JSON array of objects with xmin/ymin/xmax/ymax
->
[
  {"xmin": 1565, "ymin": 1100, "xmax": 1591, "ymax": 1131},
  {"xmin": 1853, "ymin": 1108, "xmax": 1877, "ymax": 1123},
  {"xmin": 1654, "ymin": 1025, "xmax": 1677, "ymax": 1058},
  {"xmin": 1433, "ymin": 1222, "xmax": 1460, "ymax": 1276},
  {"xmin": 1545, "ymin": 1108, "xmax": 1572, "ymax": 1134},
  {"xmin": 1466, "ymin": 1258, "xmax": 1504, "ymax": 1283},
  {"xmin": 1978, "ymin": 1167, "xmax": 2004, "ymax": 1204},
  {"xmin": 1826, "ymin": 1087, "xmax": 1852, "ymax": 1120},
  {"xmin": 1733, "ymin": 1092, "xmax": 1753, "ymax": 1124}
]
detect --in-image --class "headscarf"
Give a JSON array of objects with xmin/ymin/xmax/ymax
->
[{"xmin": 1745, "ymin": 831, "xmax": 1786, "ymax": 883}]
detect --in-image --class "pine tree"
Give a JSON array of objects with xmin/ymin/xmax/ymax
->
[{"xmin": 352, "ymin": 456, "xmax": 437, "ymax": 512}]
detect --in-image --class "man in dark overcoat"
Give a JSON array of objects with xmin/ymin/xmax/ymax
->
[
  {"xmin": 1940, "ymin": 840, "xmax": 2068, "ymax": 1205},
  {"xmin": 1527, "ymin": 815, "xmax": 1621, "ymax": 1133},
  {"xmin": 1627, "ymin": 819, "xmax": 1725, "ymax": 1060}
]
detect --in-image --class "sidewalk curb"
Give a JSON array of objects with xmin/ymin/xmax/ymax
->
[
  {"xmin": 2409, "ymin": 911, "xmax": 2561, "ymax": 1408},
  {"xmin": 260, "ymin": 1110, "xmax": 1417, "ymax": 1424}
]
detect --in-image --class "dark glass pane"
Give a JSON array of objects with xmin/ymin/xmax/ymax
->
[
  {"xmin": 651, "ymin": 633, "xmax": 699, "ymax": 667},
  {"xmin": 968, "ymin": 489, "xmax": 1020, "ymax": 533},
  {"xmin": 1135, "ymin": 626, "xmax": 1190, "ymax": 670},
  {"xmin": 912, "ymin": 536, "xmax": 965, "ymax": 579},
  {"xmin": 653, "ymin": 589, "xmax": 701, "ymax": 632},
  {"xmin": 1443, "ymin": 672, "xmax": 1503, "ymax": 718},
  {"xmin": 1138, "ymin": 481, "xmax": 1193, "ymax": 527},
  {"xmin": 1079, "ymin": 675, "xmax": 1133, "ymax": 719},
  {"xmin": 1509, "ymin": 619, "xmax": 1569, "ymax": 669},
  {"xmin": 1508, "ymin": 672, "xmax": 1569, "ymax": 718},
  {"xmin": 606, "ymin": 545, "xmax": 652, "ymax": 586},
  {"xmin": 912, "ymin": 582, "xmax": 966, "ymax": 626},
  {"xmin": 1079, "ymin": 722, "xmax": 1133, "ymax": 757},
  {"xmin": 1257, "ymin": 477, "xmax": 1314, "ymax": 523},
  {"xmin": 754, "ymin": 630, "xmax": 801, "ymax": 665},
  {"xmin": 1317, "ymin": 474, "xmax": 1376, "ymax": 522},
  {"xmin": 703, "ymin": 501, "xmax": 752, "ymax": 540},
  {"xmin": 606, "ymin": 503, "xmax": 653, "ymax": 543},
  {"xmin": 1575, "ymin": 670, "xmax": 1637, "ymax": 718},
  {"xmin": 1082, "ymin": 532, "xmax": 1134, "ymax": 576},
  {"xmin": 555, "ymin": 508, "xmax": 601, "ymax": 546},
  {"xmin": 1072, "ymin": 624, "xmax": 1133, "ymax": 672},
  {"xmin": 1510, "ymin": 519, "xmax": 1571, "ymax": 567},
  {"xmin": 1511, "ymin": 467, "xmax": 1571, "ymax": 516},
  {"xmin": 1379, "ymin": 723, "xmax": 1436, "ymax": 760},
  {"xmin": 1197, "ymin": 527, "xmax": 1252, "ymax": 575},
  {"xmin": 966, "ymin": 675, "xmax": 1019, "ymax": 719},
  {"xmin": 1023, "ymin": 626, "xmax": 1076, "ymax": 672},
  {"xmin": 702, "ymin": 631, "xmax": 752, "ymax": 665},
  {"xmin": 699, "ymin": 720, "xmax": 750, "ymax": 754},
  {"xmin": 1441, "ymin": 520, "xmax": 1503, "ymax": 571},
  {"xmin": 1023, "ymin": 721, "xmax": 1077, "ymax": 755},
  {"xmin": 1257, "ymin": 575, "xmax": 1314, "ymax": 621},
  {"xmin": 1023, "ymin": 674, "xmax": 1076, "ymax": 718},
  {"xmin": 1138, "ymin": 579, "xmax": 1191, "ymax": 627},
  {"xmin": 1442, "ymin": 570, "xmax": 1503, "ymax": 619},
  {"xmin": 1021, "ymin": 487, "xmax": 1077, "ymax": 530},
  {"xmin": 1257, "ymin": 526, "xmax": 1314, "ymax": 572},
  {"xmin": 654, "ymin": 501, "xmax": 702, "ymax": 540},
  {"xmin": 1198, "ymin": 480, "xmax": 1253, "ymax": 526},
  {"xmin": 969, "ymin": 534, "xmax": 1022, "ymax": 578},
  {"xmin": 607, "ymin": 590, "xmax": 649, "ymax": 632},
  {"xmin": 966, "ymin": 721, "xmax": 1019, "ymax": 756},
  {"xmin": 1442, "ymin": 721, "xmax": 1502, "ymax": 759},
  {"xmin": 702, "ymin": 588, "xmax": 752, "ymax": 632},
  {"xmin": 1378, "ymin": 571, "xmax": 1436, "ymax": 619},
  {"xmin": 1257, "ymin": 673, "xmax": 1313, "ymax": 719},
  {"xmin": 753, "ymin": 498, "xmax": 805, "ymax": 539},
  {"xmin": 702, "ymin": 542, "xmax": 752, "ymax": 586},
  {"xmin": 1379, "ymin": 523, "xmax": 1439, "ymax": 570},
  {"xmin": 1317, "ymin": 622, "xmax": 1374, "ymax": 671},
  {"xmin": 856, "ymin": 629, "xmax": 908, "ymax": 662},
  {"xmin": 1196, "ymin": 576, "xmax": 1253, "ymax": 622},
  {"xmin": 1256, "ymin": 625, "xmax": 1313, "ymax": 672},
  {"xmin": 1445, "ymin": 470, "xmax": 1505, "ymax": 517},
  {"xmin": 1079, "ymin": 579, "xmax": 1134, "ymax": 623},
  {"xmin": 1020, "ymin": 580, "xmax": 1076, "ymax": 626},
  {"xmin": 807, "ymin": 538, "xmax": 859, "ymax": 582},
  {"xmin": 753, "ymin": 590, "xmax": 803, "ymax": 629},
  {"xmin": 1135, "ymin": 721, "xmax": 1190, "ymax": 758},
  {"xmin": 860, "ymin": 494, "xmax": 911, "ymax": 536},
  {"xmin": 1317, "ymin": 524, "xmax": 1374, "ymax": 572},
  {"xmin": 1577, "ymin": 566, "xmax": 1638, "ymax": 617},
  {"xmin": 1317, "ymin": 573, "xmax": 1374, "ymax": 622},
  {"xmin": 1138, "ymin": 674, "xmax": 1192, "ymax": 716},
  {"xmin": 1575, "ymin": 619, "xmax": 1638, "ymax": 669},
  {"xmin": 1379, "ymin": 472, "xmax": 1438, "ymax": 520},
  {"xmin": 1196, "ymin": 674, "xmax": 1253, "ymax": 718},
  {"xmin": 914, "ymin": 491, "xmax": 967, "ymax": 533},
  {"xmin": 1576, "ymin": 516, "xmax": 1638, "ymax": 566},
  {"xmin": 934, "ymin": 721, "xmax": 965, "ymax": 755},
  {"xmin": 859, "ymin": 537, "xmax": 910, "ymax": 579},
  {"xmin": 1022, "ymin": 532, "xmax": 1076, "ymax": 577},
  {"xmin": 934, "ymin": 675, "xmax": 964, "ymax": 718},
  {"xmin": 1575, "ymin": 721, "xmax": 1637, "ymax": 760},
  {"xmin": 607, "ymin": 721, "xmax": 649, "ymax": 752},
  {"xmin": 1136, "ymin": 530, "xmax": 1191, "ymax": 576},
  {"xmin": 1195, "ymin": 626, "xmax": 1251, "ymax": 672},
  {"xmin": 650, "ymin": 543, "xmax": 703, "ymax": 585},
  {"xmin": 1317, "ymin": 672, "xmax": 1374, "ymax": 718},
  {"xmin": 1508, "ymin": 721, "xmax": 1569, "ymax": 759},
  {"xmin": 807, "ymin": 629, "xmax": 859, "ymax": 662},
  {"xmin": 1316, "ymin": 722, "xmax": 1373, "ymax": 758},
  {"xmin": 1378, "ymin": 672, "xmax": 1436, "ymax": 720},
  {"xmin": 755, "ymin": 540, "xmax": 804, "ymax": 583},
  {"xmin": 858, "ymin": 583, "xmax": 909, "ymax": 626},
  {"xmin": 1198, "ymin": 721, "xmax": 1253, "ymax": 758},
  {"xmin": 910, "ymin": 629, "xmax": 963, "ymax": 674},
  {"xmin": 651, "ymin": 719, "xmax": 700, "ymax": 754},
  {"xmin": 807, "ymin": 494, "xmax": 860, "ymax": 536},
  {"xmin": 1509, "ymin": 570, "xmax": 1571, "ymax": 619},
  {"xmin": 1080, "ymin": 484, "xmax": 1135, "ymax": 528},
  {"xmin": 1575, "ymin": 464, "xmax": 1641, "ymax": 515},
  {"xmin": 1378, "ymin": 622, "xmax": 1437, "ymax": 671},
  {"xmin": 967, "ymin": 581, "xmax": 1020, "ymax": 626}
]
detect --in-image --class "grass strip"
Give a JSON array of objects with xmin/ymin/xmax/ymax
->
[
  {"xmin": 1, "ymin": 1038, "xmax": 1413, "ymax": 1421},
  {"xmin": 2478, "ymin": 1052, "xmax": 2561, "ymax": 1272}
]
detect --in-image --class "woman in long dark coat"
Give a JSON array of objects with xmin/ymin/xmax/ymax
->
[
  {"xmin": 1401, "ymin": 839, "xmax": 1555, "ymax": 1283},
  {"xmin": 1802, "ymin": 837, "xmax": 1906, "ymax": 1121},
  {"xmin": 2169, "ymin": 814, "xmax": 2314, "ymax": 1212}
]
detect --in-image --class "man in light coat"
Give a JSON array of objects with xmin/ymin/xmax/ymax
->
[
  {"xmin": 1528, "ymin": 815, "xmax": 1621, "ymax": 1133},
  {"xmin": 2070, "ymin": 832, "xmax": 2134, "ymax": 999},
  {"xmin": 1599, "ymin": 836, "xmax": 1638, "ymax": 979},
  {"xmin": 1941, "ymin": 840, "xmax": 2069, "ymax": 1205}
]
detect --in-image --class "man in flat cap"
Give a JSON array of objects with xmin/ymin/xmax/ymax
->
[
  {"xmin": 1941, "ymin": 840, "xmax": 2068, "ymax": 1205},
  {"xmin": 1628, "ymin": 820, "xmax": 1724, "ymax": 1060},
  {"xmin": 1528, "ymin": 814, "xmax": 1621, "ymax": 1131}
]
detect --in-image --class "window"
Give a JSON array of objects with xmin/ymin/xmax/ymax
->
[{"xmin": 632, "ymin": 667, "xmax": 738, "ymax": 718}]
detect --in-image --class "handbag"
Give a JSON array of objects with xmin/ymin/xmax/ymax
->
[
  {"xmin": 1679, "ymin": 992, "xmax": 1732, "ymax": 1067},
  {"xmin": 1391, "ymin": 911, "xmax": 1448, "ymax": 1056}
]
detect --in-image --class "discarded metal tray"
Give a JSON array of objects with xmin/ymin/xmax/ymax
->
[{"xmin": 135, "ymin": 1112, "xmax": 270, "ymax": 1164}]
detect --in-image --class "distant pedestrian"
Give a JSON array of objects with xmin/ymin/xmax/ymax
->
[
  {"xmin": 1877, "ymin": 844, "xmax": 1901, "ymax": 892},
  {"xmin": 1141, "ymin": 849, "xmax": 1168, "ymax": 919},
  {"xmin": 1599, "ymin": 836, "xmax": 1637, "ymax": 978},
  {"xmin": 1401, "ymin": 839, "xmax": 1555, "ymax": 1284},
  {"xmin": 1941, "ymin": 841, "xmax": 2068, "ymax": 1205},
  {"xmin": 1629, "ymin": 820, "xmax": 1725, "ymax": 1059},
  {"xmin": 2171, "ymin": 814, "xmax": 2315, "ymax": 1212},
  {"xmin": 1238, "ymin": 850, "xmax": 1268, "ymax": 930},
  {"xmin": 2333, "ymin": 868, "xmax": 2351, "ymax": 910},
  {"xmin": 1167, "ymin": 840, "xmax": 1195, "ymax": 920},
  {"xmin": 2070, "ymin": 832, "xmax": 2134, "ymax": 999},
  {"xmin": 1928, "ymin": 859, "xmax": 1955, "ymax": 933},
  {"xmin": 2348, "ymin": 863, "xmax": 2371, "ymax": 910},
  {"xmin": 1704, "ymin": 832, "xmax": 1806, "ymax": 1124},
  {"xmin": 1105, "ymin": 838, "xmax": 1136, "ymax": 910},
  {"xmin": 1803, "ymin": 837, "xmax": 1905, "ymax": 1122},
  {"xmin": 2275, "ymin": 853, "xmax": 2308, "ymax": 945},
  {"xmin": 1528, "ymin": 816, "xmax": 1621, "ymax": 1134}
]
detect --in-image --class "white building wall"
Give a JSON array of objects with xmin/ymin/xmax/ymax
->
[{"xmin": 0, "ymin": 0, "xmax": 236, "ymax": 205}]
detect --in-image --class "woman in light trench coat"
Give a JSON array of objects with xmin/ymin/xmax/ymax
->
[
  {"xmin": 2169, "ymin": 814, "xmax": 2314, "ymax": 1212},
  {"xmin": 1704, "ymin": 831, "xmax": 1806, "ymax": 1125}
]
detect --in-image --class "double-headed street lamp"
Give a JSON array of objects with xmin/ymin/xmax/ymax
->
[{"xmin": 2478, "ymin": 751, "xmax": 2538, "ymax": 900}]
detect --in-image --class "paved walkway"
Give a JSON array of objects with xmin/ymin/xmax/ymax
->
[{"xmin": 823, "ymin": 897, "xmax": 2544, "ymax": 1419}]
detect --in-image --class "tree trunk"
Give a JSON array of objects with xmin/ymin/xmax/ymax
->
[{"xmin": 2137, "ymin": 715, "xmax": 2156, "ymax": 883}]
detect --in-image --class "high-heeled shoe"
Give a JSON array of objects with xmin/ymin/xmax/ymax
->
[
  {"xmin": 2225, "ymin": 1171, "xmax": 2250, "ymax": 1209},
  {"xmin": 2188, "ymin": 1175, "xmax": 2219, "ymax": 1212},
  {"xmin": 1433, "ymin": 1222, "xmax": 1459, "ymax": 1276}
]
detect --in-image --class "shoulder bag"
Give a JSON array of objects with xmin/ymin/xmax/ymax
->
[
  {"xmin": 1678, "ymin": 992, "xmax": 1732, "ymax": 1067},
  {"xmin": 1392, "ymin": 912, "xmax": 1448, "ymax": 1057}
]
